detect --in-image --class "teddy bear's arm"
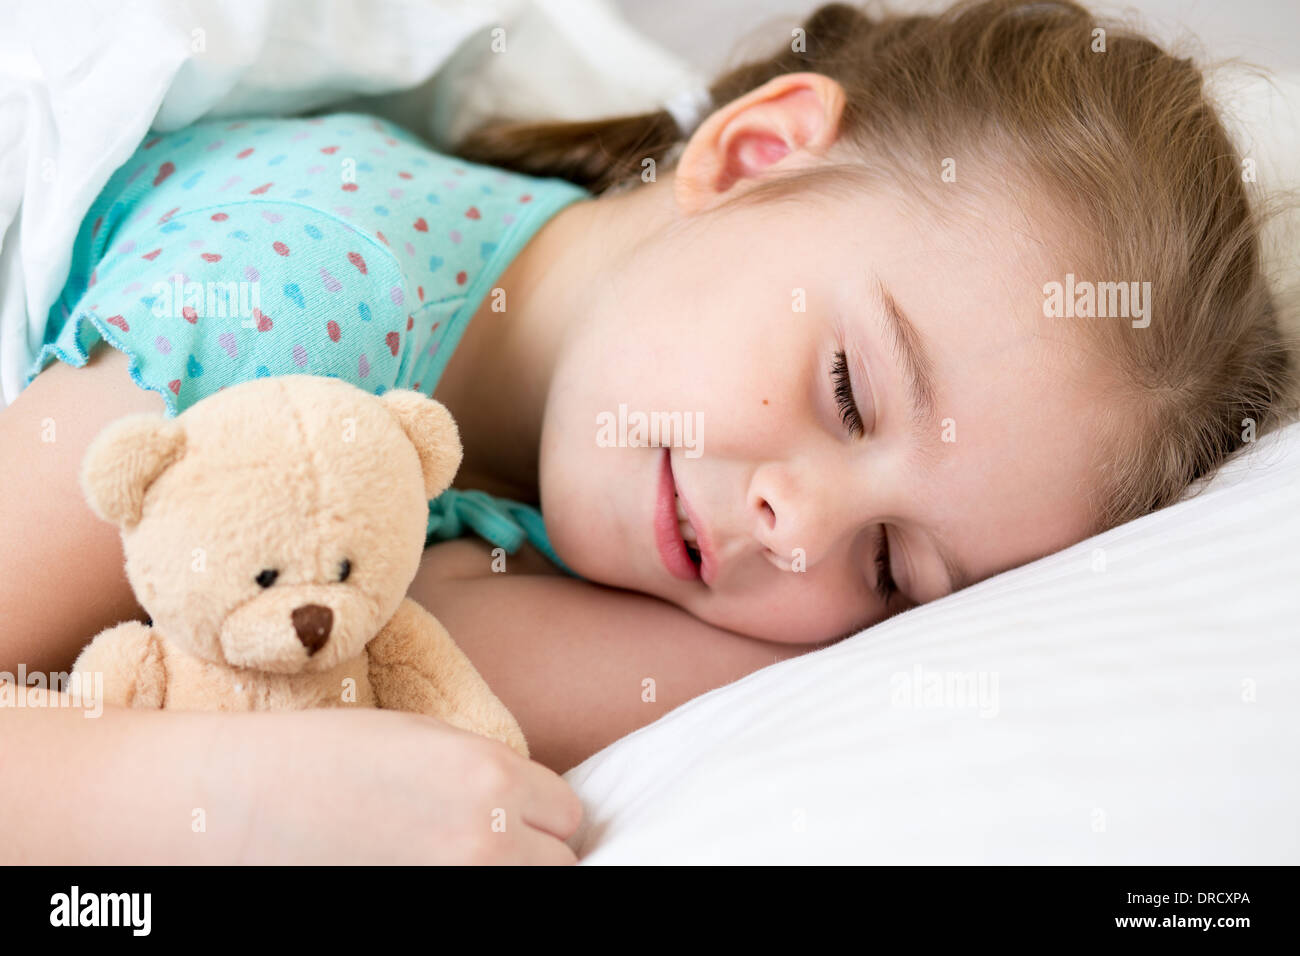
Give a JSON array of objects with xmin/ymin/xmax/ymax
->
[
  {"xmin": 366, "ymin": 597, "xmax": 528, "ymax": 758},
  {"xmin": 72, "ymin": 621, "xmax": 168, "ymax": 709}
]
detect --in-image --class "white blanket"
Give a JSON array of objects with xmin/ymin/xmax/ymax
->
[{"xmin": 0, "ymin": 0, "xmax": 700, "ymax": 406}]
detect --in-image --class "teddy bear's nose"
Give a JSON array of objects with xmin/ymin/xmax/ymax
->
[{"xmin": 291, "ymin": 604, "xmax": 333, "ymax": 655}]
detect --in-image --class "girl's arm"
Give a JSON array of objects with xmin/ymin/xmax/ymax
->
[
  {"xmin": 407, "ymin": 539, "xmax": 826, "ymax": 774},
  {"xmin": 0, "ymin": 699, "xmax": 581, "ymax": 864}
]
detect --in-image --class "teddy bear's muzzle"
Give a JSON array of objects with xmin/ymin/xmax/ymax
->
[
  {"xmin": 215, "ymin": 585, "xmax": 381, "ymax": 674},
  {"xmin": 291, "ymin": 604, "xmax": 333, "ymax": 655}
]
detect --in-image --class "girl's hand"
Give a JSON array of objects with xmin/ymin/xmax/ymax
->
[{"xmin": 213, "ymin": 707, "xmax": 582, "ymax": 864}]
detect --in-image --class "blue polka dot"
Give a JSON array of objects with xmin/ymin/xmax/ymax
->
[
  {"xmin": 304, "ymin": 224, "xmax": 323, "ymax": 239},
  {"xmin": 358, "ymin": 302, "xmax": 372, "ymax": 322},
  {"xmin": 372, "ymin": 206, "xmax": 389, "ymax": 216},
  {"xmin": 255, "ymin": 365, "xmax": 270, "ymax": 378}
]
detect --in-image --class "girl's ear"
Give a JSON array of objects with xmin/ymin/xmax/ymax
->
[
  {"xmin": 380, "ymin": 390, "xmax": 464, "ymax": 498},
  {"xmin": 674, "ymin": 71, "xmax": 847, "ymax": 212},
  {"xmin": 81, "ymin": 414, "xmax": 187, "ymax": 528}
]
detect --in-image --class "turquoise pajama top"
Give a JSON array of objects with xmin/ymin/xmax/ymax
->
[{"xmin": 24, "ymin": 112, "xmax": 589, "ymax": 574}]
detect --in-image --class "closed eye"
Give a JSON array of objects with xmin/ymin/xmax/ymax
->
[
  {"xmin": 830, "ymin": 350, "xmax": 864, "ymax": 438},
  {"xmin": 873, "ymin": 526, "xmax": 897, "ymax": 603}
]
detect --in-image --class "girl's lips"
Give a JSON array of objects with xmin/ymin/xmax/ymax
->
[{"xmin": 655, "ymin": 448, "xmax": 701, "ymax": 583}]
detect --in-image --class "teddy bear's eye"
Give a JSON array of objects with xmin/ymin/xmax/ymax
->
[
  {"xmin": 255, "ymin": 569, "xmax": 279, "ymax": 588},
  {"xmin": 338, "ymin": 558, "xmax": 352, "ymax": 582}
]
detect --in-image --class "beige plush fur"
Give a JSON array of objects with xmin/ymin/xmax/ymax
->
[{"xmin": 72, "ymin": 375, "xmax": 527, "ymax": 757}]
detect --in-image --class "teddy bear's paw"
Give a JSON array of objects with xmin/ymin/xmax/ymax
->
[
  {"xmin": 367, "ymin": 598, "xmax": 529, "ymax": 758},
  {"xmin": 72, "ymin": 621, "xmax": 168, "ymax": 709}
]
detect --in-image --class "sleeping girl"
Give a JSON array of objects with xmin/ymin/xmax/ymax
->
[{"xmin": 0, "ymin": 0, "xmax": 1292, "ymax": 863}]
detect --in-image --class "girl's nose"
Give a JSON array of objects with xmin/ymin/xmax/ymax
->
[{"xmin": 748, "ymin": 462, "xmax": 851, "ymax": 568}]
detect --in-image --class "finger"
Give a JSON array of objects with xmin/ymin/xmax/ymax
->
[{"xmin": 515, "ymin": 762, "xmax": 584, "ymax": 841}]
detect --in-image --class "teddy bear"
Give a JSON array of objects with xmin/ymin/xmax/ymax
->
[{"xmin": 71, "ymin": 374, "xmax": 528, "ymax": 758}]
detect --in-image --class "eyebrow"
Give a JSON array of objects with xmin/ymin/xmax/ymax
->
[
  {"xmin": 873, "ymin": 277, "xmax": 973, "ymax": 596},
  {"xmin": 875, "ymin": 277, "xmax": 938, "ymax": 429}
]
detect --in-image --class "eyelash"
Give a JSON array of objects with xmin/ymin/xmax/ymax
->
[
  {"xmin": 874, "ymin": 526, "xmax": 898, "ymax": 603},
  {"xmin": 830, "ymin": 350, "xmax": 864, "ymax": 439}
]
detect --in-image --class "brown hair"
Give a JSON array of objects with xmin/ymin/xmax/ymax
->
[{"xmin": 456, "ymin": 0, "xmax": 1296, "ymax": 532}]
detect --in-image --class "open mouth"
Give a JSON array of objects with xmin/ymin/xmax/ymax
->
[
  {"xmin": 675, "ymin": 491, "xmax": 703, "ymax": 568},
  {"xmin": 655, "ymin": 448, "xmax": 703, "ymax": 582}
]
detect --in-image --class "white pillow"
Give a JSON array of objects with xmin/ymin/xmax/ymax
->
[{"xmin": 565, "ymin": 421, "xmax": 1300, "ymax": 863}]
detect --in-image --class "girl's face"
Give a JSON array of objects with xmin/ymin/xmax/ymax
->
[
  {"xmin": 539, "ymin": 177, "xmax": 1105, "ymax": 644},
  {"xmin": 537, "ymin": 77, "xmax": 1107, "ymax": 645}
]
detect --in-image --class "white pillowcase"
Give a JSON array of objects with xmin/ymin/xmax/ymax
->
[{"xmin": 565, "ymin": 421, "xmax": 1300, "ymax": 863}]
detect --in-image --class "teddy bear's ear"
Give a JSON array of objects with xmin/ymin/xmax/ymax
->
[
  {"xmin": 380, "ymin": 390, "xmax": 464, "ymax": 498},
  {"xmin": 80, "ymin": 414, "xmax": 187, "ymax": 528}
]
